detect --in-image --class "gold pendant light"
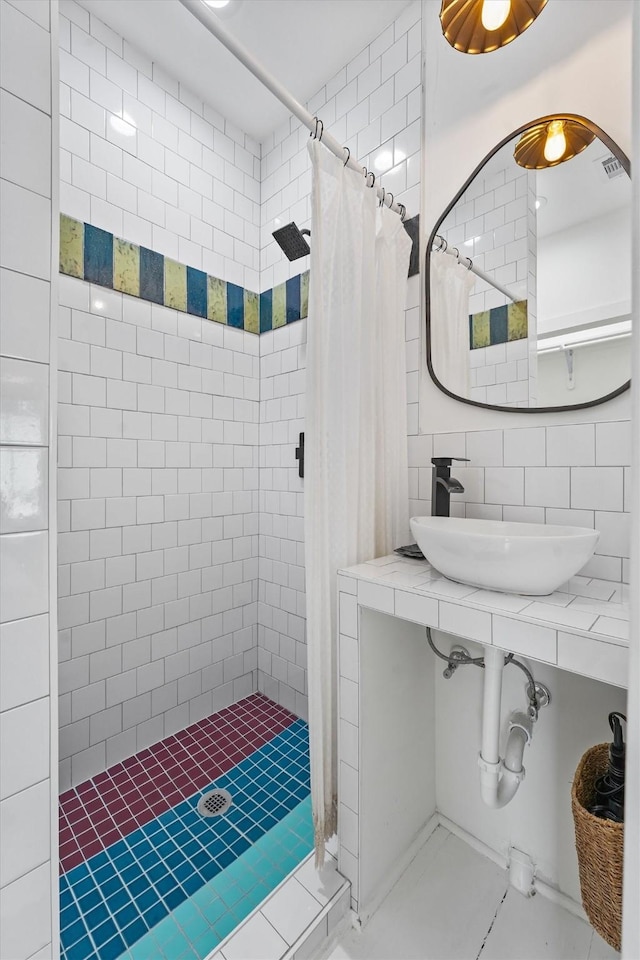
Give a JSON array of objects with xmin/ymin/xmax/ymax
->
[
  {"xmin": 440, "ymin": 0, "xmax": 548, "ymax": 55},
  {"xmin": 514, "ymin": 118, "xmax": 596, "ymax": 169}
]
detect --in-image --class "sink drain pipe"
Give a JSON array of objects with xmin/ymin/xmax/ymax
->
[
  {"xmin": 426, "ymin": 629, "xmax": 549, "ymax": 810},
  {"xmin": 479, "ymin": 645, "xmax": 534, "ymax": 809}
]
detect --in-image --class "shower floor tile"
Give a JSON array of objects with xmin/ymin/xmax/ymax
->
[
  {"xmin": 59, "ymin": 693, "xmax": 296, "ymax": 874},
  {"xmin": 59, "ymin": 695, "xmax": 311, "ymax": 960}
]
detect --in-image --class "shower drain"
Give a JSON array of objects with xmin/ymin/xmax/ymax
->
[{"xmin": 197, "ymin": 789, "xmax": 233, "ymax": 818}]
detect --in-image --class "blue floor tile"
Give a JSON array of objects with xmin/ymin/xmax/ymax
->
[{"xmin": 61, "ymin": 719, "xmax": 311, "ymax": 960}]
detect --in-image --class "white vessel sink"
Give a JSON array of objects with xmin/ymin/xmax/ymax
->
[{"xmin": 410, "ymin": 516, "xmax": 600, "ymax": 596}]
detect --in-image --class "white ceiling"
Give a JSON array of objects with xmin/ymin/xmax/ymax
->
[{"xmin": 79, "ymin": 0, "xmax": 414, "ymax": 142}]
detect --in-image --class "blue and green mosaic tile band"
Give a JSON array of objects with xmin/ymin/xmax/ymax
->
[
  {"xmin": 59, "ymin": 215, "xmax": 309, "ymax": 336},
  {"xmin": 469, "ymin": 300, "xmax": 528, "ymax": 350}
]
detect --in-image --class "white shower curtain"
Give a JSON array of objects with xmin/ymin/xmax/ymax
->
[
  {"xmin": 305, "ymin": 140, "xmax": 412, "ymax": 862},
  {"xmin": 430, "ymin": 253, "xmax": 476, "ymax": 398}
]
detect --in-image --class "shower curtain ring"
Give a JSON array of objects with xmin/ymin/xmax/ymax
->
[
  {"xmin": 439, "ymin": 237, "xmax": 448, "ymax": 252},
  {"xmin": 452, "ymin": 246, "xmax": 460, "ymax": 261},
  {"xmin": 379, "ymin": 187, "xmax": 386, "ymax": 207},
  {"xmin": 343, "ymin": 146, "xmax": 350, "ymax": 166},
  {"xmin": 367, "ymin": 171, "xmax": 376, "ymax": 187},
  {"xmin": 399, "ymin": 203, "xmax": 407, "ymax": 221},
  {"xmin": 386, "ymin": 192, "xmax": 394, "ymax": 209},
  {"xmin": 466, "ymin": 257, "xmax": 473, "ymax": 270},
  {"xmin": 310, "ymin": 117, "xmax": 322, "ymax": 140},
  {"xmin": 317, "ymin": 118, "xmax": 324, "ymax": 141}
]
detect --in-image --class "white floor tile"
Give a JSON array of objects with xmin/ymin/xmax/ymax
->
[
  {"xmin": 295, "ymin": 853, "xmax": 346, "ymax": 906},
  {"xmin": 221, "ymin": 912, "xmax": 288, "ymax": 960},
  {"xmin": 262, "ymin": 877, "xmax": 324, "ymax": 945}
]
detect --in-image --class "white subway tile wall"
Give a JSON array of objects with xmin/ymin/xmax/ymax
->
[
  {"xmin": 259, "ymin": 1, "xmax": 422, "ymax": 293},
  {"xmin": 57, "ymin": 278, "xmax": 260, "ymax": 788},
  {"xmin": 59, "ymin": 0, "xmax": 261, "ymax": 291},
  {"xmin": 258, "ymin": 322, "xmax": 308, "ymax": 718},
  {"xmin": 0, "ymin": 1, "xmax": 54, "ymax": 957},
  {"xmin": 408, "ymin": 420, "xmax": 631, "ymax": 583},
  {"xmin": 56, "ymin": 0, "xmax": 268, "ymax": 785}
]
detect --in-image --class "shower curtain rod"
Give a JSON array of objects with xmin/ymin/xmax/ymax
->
[
  {"xmin": 179, "ymin": 0, "xmax": 406, "ymax": 219},
  {"xmin": 432, "ymin": 234, "xmax": 521, "ymax": 304}
]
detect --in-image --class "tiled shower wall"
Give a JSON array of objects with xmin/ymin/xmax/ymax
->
[
  {"xmin": 256, "ymin": 1, "xmax": 423, "ymax": 715},
  {"xmin": 258, "ymin": 323, "xmax": 307, "ymax": 717},
  {"xmin": 57, "ymin": 0, "xmax": 262, "ymax": 788},
  {"xmin": 259, "ymin": 0, "xmax": 422, "ymax": 294},
  {"xmin": 59, "ymin": 0, "xmax": 260, "ymax": 292},
  {"xmin": 57, "ymin": 277, "xmax": 260, "ymax": 790},
  {"xmin": 0, "ymin": 0, "xmax": 56, "ymax": 956}
]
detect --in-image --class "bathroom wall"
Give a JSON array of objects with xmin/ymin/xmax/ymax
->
[
  {"xmin": 409, "ymin": 421, "xmax": 631, "ymax": 583},
  {"xmin": 413, "ymin": 1, "xmax": 633, "ymax": 581},
  {"xmin": 0, "ymin": 0, "xmax": 58, "ymax": 956},
  {"xmin": 260, "ymin": 1, "xmax": 421, "ymax": 294},
  {"xmin": 57, "ymin": 0, "xmax": 261, "ymax": 788},
  {"xmin": 417, "ymin": 0, "xmax": 633, "ymax": 904},
  {"xmin": 421, "ymin": 0, "xmax": 632, "ymax": 433},
  {"xmin": 257, "ymin": 0, "xmax": 422, "ymax": 715},
  {"xmin": 59, "ymin": 0, "xmax": 260, "ymax": 290}
]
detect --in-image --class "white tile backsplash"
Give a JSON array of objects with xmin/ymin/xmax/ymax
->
[{"xmin": 417, "ymin": 422, "xmax": 630, "ymax": 583}]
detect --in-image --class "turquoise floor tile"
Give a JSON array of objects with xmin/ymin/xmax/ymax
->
[
  {"xmin": 191, "ymin": 929, "xmax": 222, "ymax": 958},
  {"xmin": 212, "ymin": 911, "xmax": 239, "ymax": 941},
  {"xmin": 178, "ymin": 910, "xmax": 209, "ymax": 944},
  {"xmin": 69, "ymin": 722, "xmax": 312, "ymax": 960}
]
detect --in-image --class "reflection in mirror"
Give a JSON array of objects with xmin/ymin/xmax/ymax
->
[{"xmin": 427, "ymin": 117, "xmax": 631, "ymax": 410}]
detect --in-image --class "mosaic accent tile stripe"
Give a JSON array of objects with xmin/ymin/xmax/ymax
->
[
  {"xmin": 469, "ymin": 299, "xmax": 529, "ymax": 349},
  {"xmin": 60, "ymin": 211, "xmax": 419, "ymax": 336},
  {"xmin": 59, "ymin": 693, "xmax": 297, "ymax": 875},
  {"xmin": 60, "ymin": 719, "xmax": 310, "ymax": 960},
  {"xmin": 59, "ymin": 214, "xmax": 311, "ymax": 336}
]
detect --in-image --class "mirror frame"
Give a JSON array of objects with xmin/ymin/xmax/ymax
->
[{"xmin": 425, "ymin": 114, "xmax": 631, "ymax": 413}]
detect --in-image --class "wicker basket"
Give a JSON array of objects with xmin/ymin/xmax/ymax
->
[{"xmin": 571, "ymin": 742, "xmax": 624, "ymax": 952}]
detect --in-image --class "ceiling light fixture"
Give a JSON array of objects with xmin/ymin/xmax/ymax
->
[
  {"xmin": 514, "ymin": 118, "xmax": 596, "ymax": 169},
  {"xmin": 440, "ymin": 0, "xmax": 548, "ymax": 55}
]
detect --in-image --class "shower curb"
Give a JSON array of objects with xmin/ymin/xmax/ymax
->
[{"xmin": 204, "ymin": 845, "xmax": 350, "ymax": 960}]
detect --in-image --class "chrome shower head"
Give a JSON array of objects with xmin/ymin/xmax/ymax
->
[{"xmin": 272, "ymin": 222, "xmax": 310, "ymax": 261}]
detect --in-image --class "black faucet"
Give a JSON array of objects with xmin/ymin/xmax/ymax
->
[{"xmin": 431, "ymin": 457, "xmax": 469, "ymax": 517}]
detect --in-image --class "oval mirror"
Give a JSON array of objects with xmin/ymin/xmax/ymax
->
[{"xmin": 426, "ymin": 115, "xmax": 631, "ymax": 411}]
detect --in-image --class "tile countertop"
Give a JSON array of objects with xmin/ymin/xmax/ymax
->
[{"xmin": 338, "ymin": 555, "xmax": 630, "ymax": 688}]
